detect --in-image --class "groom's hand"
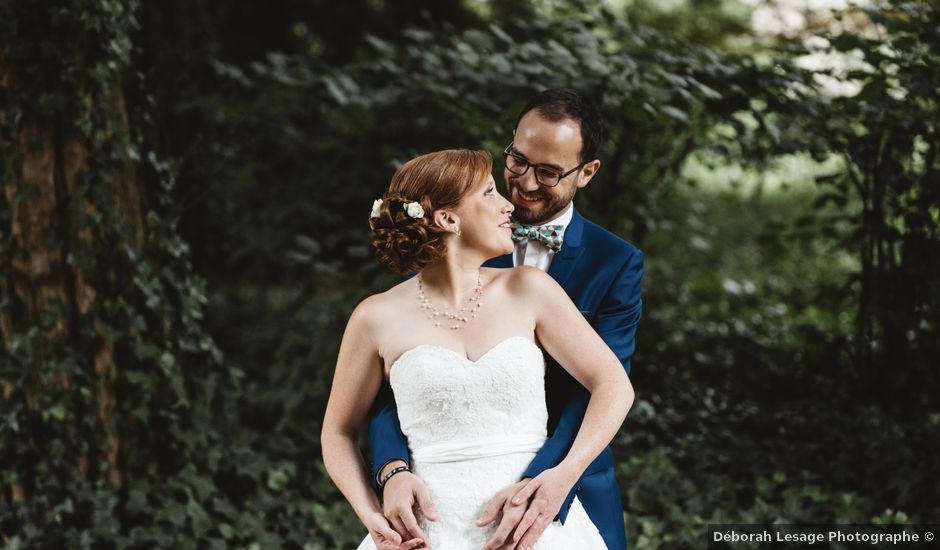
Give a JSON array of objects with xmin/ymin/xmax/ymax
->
[
  {"xmin": 477, "ymin": 479, "xmax": 530, "ymax": 550},
  {"xmin": 382, "ymin": 463, "xmax": 438, "ymax": 545}
]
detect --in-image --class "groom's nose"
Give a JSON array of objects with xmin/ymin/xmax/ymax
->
[{"xmin": 516, "ymin": 170, "xmax": 541, "ymax": 193}]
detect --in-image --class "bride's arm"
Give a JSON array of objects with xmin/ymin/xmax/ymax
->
[
  {"xmin": 520, "ymin": 249, "xmax": 642, "ymax": 486},
  {"xmin": 321, "ymin": 298, "xmax": 412, "ymax": 547},
  {"xmin": 488, "ymin": 267, "xmax": 633, "ymax": 545},
  {"xmin": 518, "ymin": 266, "xmax": 635, "ymax": 482}
]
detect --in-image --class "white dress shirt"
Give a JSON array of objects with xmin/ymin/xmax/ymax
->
[{"xmin": 512, "ymin": 203, "xmax": 574, "ymax": 272}]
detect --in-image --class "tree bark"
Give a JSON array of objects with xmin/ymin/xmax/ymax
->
[{"xmin": 1, "ymin": 48, "xmax": 143, "ymax": 503}]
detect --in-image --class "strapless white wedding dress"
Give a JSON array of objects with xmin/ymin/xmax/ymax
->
[{"xmin": 357, "ymin": 336, "xmax": 606, "ymax": 549}]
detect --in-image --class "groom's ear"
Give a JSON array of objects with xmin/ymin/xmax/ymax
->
[{"xmin": 576, "ymin": 159, "xmax": 601, "ymax": 189}]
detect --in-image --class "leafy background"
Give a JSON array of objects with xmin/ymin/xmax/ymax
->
[{"xmin": 1, "ymin": 0, "xmax": 938, "ymax": 548}]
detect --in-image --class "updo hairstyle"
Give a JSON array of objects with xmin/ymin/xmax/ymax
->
[{"xmin": 371, "ymin": 149, "xmax": 492, "ymax": 274}]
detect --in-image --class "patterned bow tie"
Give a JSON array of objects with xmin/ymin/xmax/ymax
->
[{"xmin": 510, "ymin": 222, "xmax": 565, "ymax": 252}]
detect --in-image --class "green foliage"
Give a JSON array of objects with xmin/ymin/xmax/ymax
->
[
  {"xmin": 811, "ymin": 1, "xmax": 940, "ymax": 402},
  {"xmin": 192, "ymin": 0, "xmax": 810, "ymax": 281},
  {"xmin": 2, "ymin": 0, "xmax": 938, "ymax": 547},
  {"xmin": 3, "ymin": 1, "xmax": 252, "ymax": 548}
]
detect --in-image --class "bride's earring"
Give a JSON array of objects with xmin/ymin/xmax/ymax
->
[{"xmin": 454, "ymin": 227, "xmax": 461, "ymax": 237}]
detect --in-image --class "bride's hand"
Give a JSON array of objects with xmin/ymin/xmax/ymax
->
[
  {"xmin": 477, "ymin": 479, "xmax": 530, "ymax": 550},
  {"xmin": 506, "ymin": 466, "xmax": 580, "ymax": 548},
  {"xmin": 382, "ymin": 471, "xmax": 438, "ymax": 545},
  {"xmin": 364, "ymin": 511, "xmax": 426, "ymax": 550}
]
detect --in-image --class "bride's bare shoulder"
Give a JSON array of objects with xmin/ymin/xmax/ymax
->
[
  {"xmin": 352, "ymin": 278, "xmax": 416, "ymax": 321},
  {"xmin": 483, "ymin": 267, "xmax": 556, "ymax": 303},
  {"xmin": 497, "ymin": 265, "xmax": 555, "ymax": 290}
]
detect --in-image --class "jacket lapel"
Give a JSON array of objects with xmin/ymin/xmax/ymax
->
[{"xmin": 547, "ymin": 208, "xmax": 584, "ymax": 289}]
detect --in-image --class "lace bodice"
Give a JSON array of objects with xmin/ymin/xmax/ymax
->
[{"xmin": 389, "ymin": 336, "xmax": 548, "ymax": 462}]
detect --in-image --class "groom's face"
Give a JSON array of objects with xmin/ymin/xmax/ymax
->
[{"xmin": 504, "ymin": 110, "xmax": 598, "ymax": 225}]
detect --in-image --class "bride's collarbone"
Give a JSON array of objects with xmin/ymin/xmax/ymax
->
[{"xmin": 377, "ymin": 282, "xmax": 534, "ymax": 372}]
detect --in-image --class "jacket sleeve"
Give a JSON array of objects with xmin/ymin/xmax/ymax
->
[
  {"xmin": 521, "ymin": 248, "xmax": 644, "ymax": 520},
  {"xmin": 367, "ymin": 380, "xmax": 411, "ymax": 493}
]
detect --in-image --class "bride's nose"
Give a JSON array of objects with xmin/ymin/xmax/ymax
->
[{"xmin": 501, "ymin": 195, "xmax": 514, "ymax": 214}]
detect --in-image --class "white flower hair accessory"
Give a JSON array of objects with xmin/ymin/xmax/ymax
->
[
  {"xmin": 405, "ymin": 202, "xmax": 425, "ymax": 219},
  {"xmin": 369, "ymin": 197, "xmax": 425, "ymax": 224},
  {"xmin": 370, "ymin": 199, "xmax": 383, "ymax": 218}
]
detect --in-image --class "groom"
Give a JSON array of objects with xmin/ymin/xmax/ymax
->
[{"xmin": 369, "ymin": 88, "xmax": 643, "ymax": 550}]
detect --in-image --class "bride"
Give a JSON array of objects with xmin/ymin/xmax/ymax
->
[{"xmin": 321, "ymin": 149, "xmax": 634, "ymax": 549}]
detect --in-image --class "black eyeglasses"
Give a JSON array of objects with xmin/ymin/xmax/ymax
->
[{"xmin": 502, "ymin": 142, "xmax": 587, "ymax": 188}]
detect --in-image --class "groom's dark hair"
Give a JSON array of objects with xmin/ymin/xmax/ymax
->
[{"xmin": 514, "ymin": 88, "xmax": 603, "ymax": 164}]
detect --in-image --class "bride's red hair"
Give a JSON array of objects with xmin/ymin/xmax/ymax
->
[{"xmin": 371, "ymin": 149, "xmax": 492, "ymax": 274}]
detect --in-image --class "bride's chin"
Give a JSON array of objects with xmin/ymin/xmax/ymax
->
[
  {"xmin": 479, "ymin": 234, "xmax": 513, "ymax": 257},
  {"xmin": 482, "ymin": 244, "xmax": 513, "ymax": 259}
]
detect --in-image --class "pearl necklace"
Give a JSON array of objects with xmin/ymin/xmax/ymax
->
[{"xmin": 417, "ymin": 273, "xmax": 484, "ymax": 330}]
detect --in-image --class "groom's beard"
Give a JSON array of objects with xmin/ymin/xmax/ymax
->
[{"xmin": 507, "ymin": 177, "xmax": 577, "ymax": 225}]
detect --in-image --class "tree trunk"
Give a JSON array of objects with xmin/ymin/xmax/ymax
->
[{"xmin": 1, "ymin": 29, "xmax": 143, "ymax": 504}]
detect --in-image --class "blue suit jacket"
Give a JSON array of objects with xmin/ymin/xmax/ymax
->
[{"xmin": 368, "ymin": 208, "xmax": 643, "ymax": 550}]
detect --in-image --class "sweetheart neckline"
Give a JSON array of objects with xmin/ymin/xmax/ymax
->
[{"xmin": 386, "ymin": 335, "xmax": 540, "ymax": 376}]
